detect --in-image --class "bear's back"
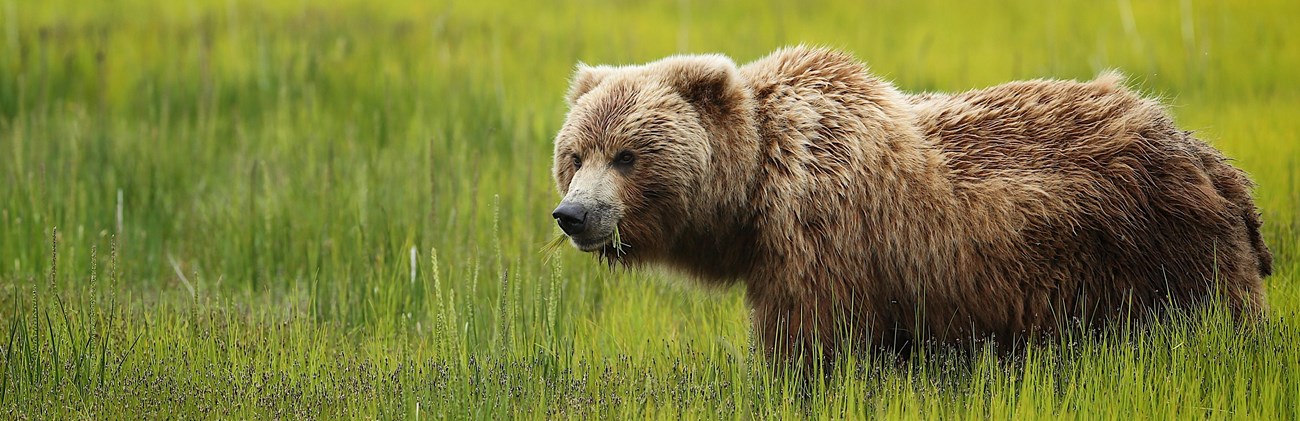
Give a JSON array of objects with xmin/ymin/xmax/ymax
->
[
  {"xmin": 905, "ymin": 74, "xmax": 1212, "ymax": 234},
  {"xmin": 910, "ymin": 74, "xmax": 1180, "ymax": 189}
]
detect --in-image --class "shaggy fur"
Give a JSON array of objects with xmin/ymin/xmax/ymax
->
[{"xmin": 552, "ymin": 46, "xmax": 1271, "ymax": 364}]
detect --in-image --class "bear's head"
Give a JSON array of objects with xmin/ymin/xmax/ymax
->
[{"xmin": 551, "ymin": 55, "xmax": 757, "ymax": 267}]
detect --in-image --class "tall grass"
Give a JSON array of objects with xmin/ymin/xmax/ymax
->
[{"xmin": 0, "ymin": 0, "xmax": 1297, "ymax": 417}]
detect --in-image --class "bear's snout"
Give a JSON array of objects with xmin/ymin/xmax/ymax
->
[
  {"xmin": 554, "ymin": 167, "xmax": 624, "ymax": 251},
  {"xmin": 552, "ymin": 202, "xmax": 588, "ymax": 236}
]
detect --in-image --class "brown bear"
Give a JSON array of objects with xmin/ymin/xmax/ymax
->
[{"xmin": 550, "ymin": 46, "xmax": 1271, "ymax": 364}]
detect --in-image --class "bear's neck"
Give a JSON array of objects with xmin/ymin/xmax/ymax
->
[{"xmin": 663, "ymin": 95, "xmax": 768, "ymax": 284}]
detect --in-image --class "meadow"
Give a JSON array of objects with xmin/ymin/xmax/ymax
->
[{"xmin": 1, "ymin": 0, "xmax": 1298, "ymax": 418}]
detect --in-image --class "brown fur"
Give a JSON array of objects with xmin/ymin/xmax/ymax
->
[{"xmin": 553, "ymin": 46, "xmax": 1271, "ymax": 364}]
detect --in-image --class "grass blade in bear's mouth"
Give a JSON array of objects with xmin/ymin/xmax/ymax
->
[
  {"xmin": 611, "ymin": 225, "xmax": 625, "ymax": 255},
  {"xmin": 542, "ymin": 226, "xmax": 626, "ymax": 260},
  {"xmin": 540, "ymin": 233, "xmax": 569, "ymax": 260}
]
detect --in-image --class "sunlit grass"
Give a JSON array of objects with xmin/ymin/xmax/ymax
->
[{"xmin": 0, "ymin": 0, "xmax": 1297, "ymax": 418}]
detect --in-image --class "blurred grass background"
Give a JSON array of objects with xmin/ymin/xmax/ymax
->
[{"xmin": 0, "ymin": 0, "xmax": 1297, "ymax": 418}]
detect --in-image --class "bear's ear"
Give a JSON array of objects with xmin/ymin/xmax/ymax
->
[
  {"xmin": 657, "ymin": 55, "xmax": 743, "ymax": 118},
  {"xmin": 567, "ymin": 64, "xmax": 612, "ymax": 105}
]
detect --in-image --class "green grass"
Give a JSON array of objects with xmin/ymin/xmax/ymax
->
[{"xmin": 2, "ymin": 0, "xmax": 1298, "ymax": 418}]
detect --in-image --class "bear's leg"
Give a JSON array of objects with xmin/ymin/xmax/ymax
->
[
  {"xmin": 748, "ymin": 288, "xmax": 900, "ymax": 372},
  {"xmin": 1188, "ymin": 138, "xmax": 1270, "ymax": 319}
]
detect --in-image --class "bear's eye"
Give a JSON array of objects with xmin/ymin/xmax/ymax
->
[
  {"xmin": 614, "ymin": 150, "xmax": 636, "ymax": 166},
  {"xmin": 571, "ymin": 154, "xmax": 582, "ymax": 169}
]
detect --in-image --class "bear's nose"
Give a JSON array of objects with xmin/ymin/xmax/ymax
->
[{"xmin": 552, "ymin": 202, "xmax": 588, "ymax": 236}]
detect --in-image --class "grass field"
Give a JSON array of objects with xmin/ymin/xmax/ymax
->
[{"xmin": 2, "ymin": 0, "xmax": 1298, "ymax": 418}]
